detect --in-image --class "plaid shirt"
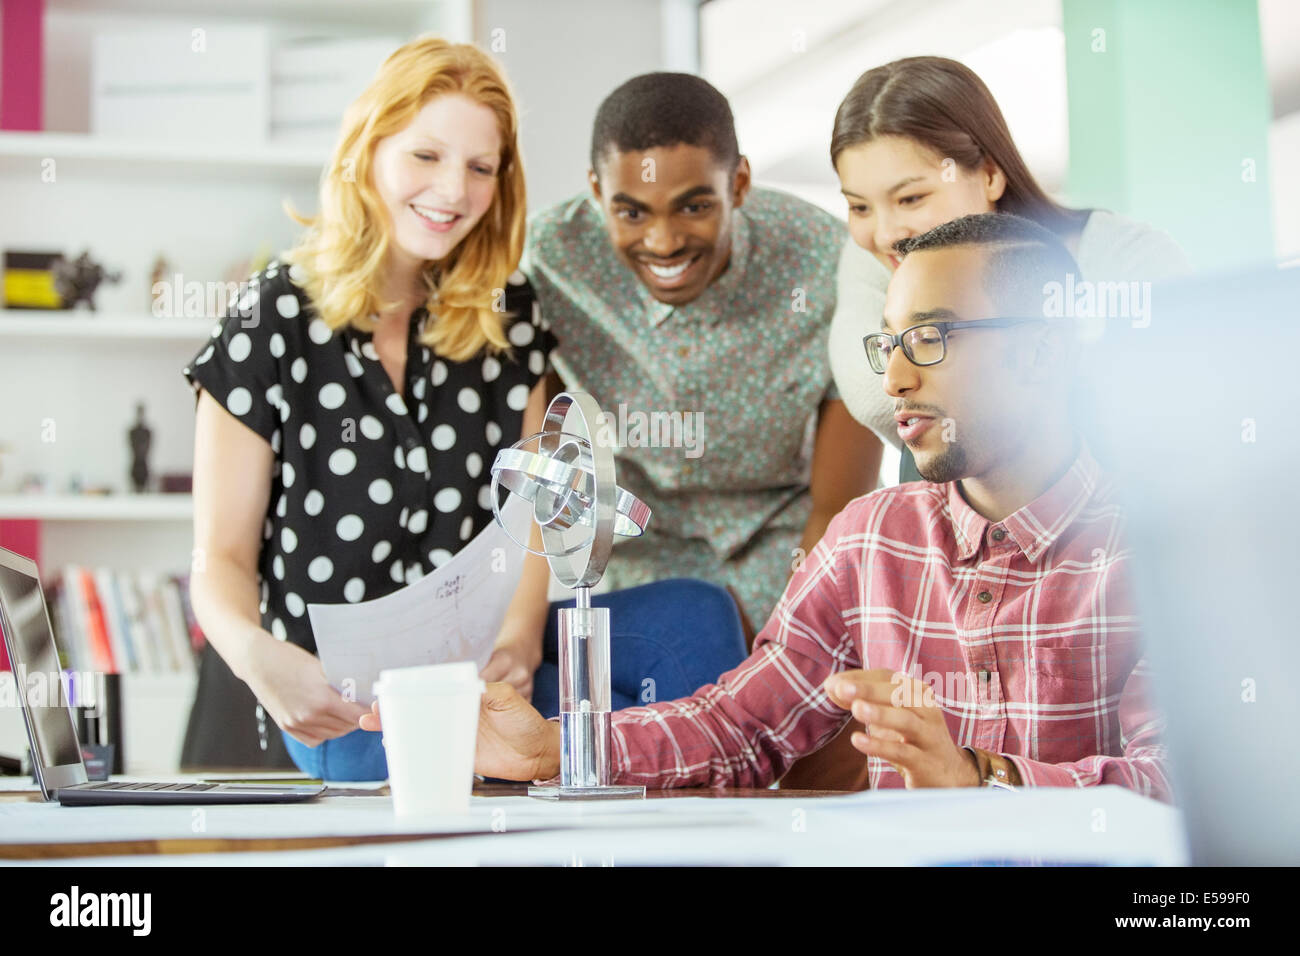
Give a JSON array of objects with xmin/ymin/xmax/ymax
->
[{"xmin": 609, "ymin": 442, "xmax": 1173, "ymax": 802}]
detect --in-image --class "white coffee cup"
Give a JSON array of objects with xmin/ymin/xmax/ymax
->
[{"xmin": 373, "ymin": 661, "xmax": 484, "ymax": 817}]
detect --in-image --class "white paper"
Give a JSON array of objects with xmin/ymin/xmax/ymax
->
[{"xmin": 308, "ymin": 495, "xmax": 534, "ymax": 705}]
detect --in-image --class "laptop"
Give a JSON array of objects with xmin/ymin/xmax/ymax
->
[
  {"xmin": 0, "ymin": 545, "xmax": 325, "ymax": 806},
  {"xmin": 1077, "ymin": 261, "xmax": 1300, "ymax": 865}
]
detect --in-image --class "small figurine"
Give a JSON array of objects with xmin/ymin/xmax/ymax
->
[
  {"xmin": 53, "ymin": 251, "xmax": 122, "ymax": 311},
  {"xmin": 128, "ymin": 404, "xmax": 152, "ymax": 493}
]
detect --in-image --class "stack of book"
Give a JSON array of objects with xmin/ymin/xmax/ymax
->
[{"xmin": 50, "ymin": 568, "xmax": 202, "ymax": 675}]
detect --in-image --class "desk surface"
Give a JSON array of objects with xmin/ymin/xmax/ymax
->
[{"xmin": 0, "ymin": 778, "xmax": 1188, "ymax": 866}]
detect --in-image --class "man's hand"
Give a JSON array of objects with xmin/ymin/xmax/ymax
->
[
  {"xmin": 823, "ymin": 669, "xmax": 980, "ymax": 788},
  {"xmin": 359, "ymin": 681, "xmax": 561, "ymax": 782}
]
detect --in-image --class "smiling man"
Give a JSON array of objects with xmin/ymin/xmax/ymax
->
[
  {"xmin": 365, "ymin": 213, "xmax": 1172, "ymax": 801},
  {"xmin": 523, "ymin": 72, "xmax": 879, "ymax": 635}
]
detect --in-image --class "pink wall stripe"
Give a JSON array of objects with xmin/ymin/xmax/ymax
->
[{"xmin": 0, "ymin": 0, "xmax": 45, "ymax": 131}]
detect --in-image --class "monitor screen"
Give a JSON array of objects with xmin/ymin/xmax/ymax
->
[{"xmin": 0, "ymin": 562, "xmax": 84, "ymax": 769}]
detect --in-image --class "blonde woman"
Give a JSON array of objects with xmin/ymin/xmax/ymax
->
[{"xmin": 184, "ymin": 37, "xmax": 556, "ymax": 780}]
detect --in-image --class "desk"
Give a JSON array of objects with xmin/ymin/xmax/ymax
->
[{"xmin": 0, "ymin": 777, "xmax": 1188, "ymax": 866}]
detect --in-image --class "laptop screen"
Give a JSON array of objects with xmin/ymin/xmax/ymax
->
[{"xmin": 0, "ymin": 558, "xmax": 84, "ymax": 770}]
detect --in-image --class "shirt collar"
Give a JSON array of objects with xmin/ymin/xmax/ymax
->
[
  {"xmin": 946, "ymin": 438, "xmax": 1103, "ymax": 563},
  {"xmin": 637, "ymin": 204, "xmax": 752, "ymax": 329}
]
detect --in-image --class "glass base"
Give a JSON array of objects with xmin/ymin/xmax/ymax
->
[{"xmin": 527, "ymin": 785, "xmax": 647, "ymax": 801}]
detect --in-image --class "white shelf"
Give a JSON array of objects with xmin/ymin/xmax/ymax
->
[
  {"xmin": 0, "ymin": 131, "xmax": 327, "ymax": 181},
  {"xmin": 0, "ymin": 310, "xmax": 214, "ymax": 342},
  {"xmin": 0, "ymin": 495, "xmax": 194, "ymax": 521}
]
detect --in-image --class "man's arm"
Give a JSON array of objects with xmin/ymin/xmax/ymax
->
[{"xmin": 607, "ymin": 507, "xmax": 863, "ymax": 789}]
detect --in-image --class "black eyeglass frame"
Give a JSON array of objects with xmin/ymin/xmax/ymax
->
[{"xmin": 861, "ymin": 317, "xmax": 1047, "ymax": 374}]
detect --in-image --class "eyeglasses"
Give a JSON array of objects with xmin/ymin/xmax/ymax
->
[{"xmin": 861, "ymin": 318, "xmax": 1046, "ymax": 374}]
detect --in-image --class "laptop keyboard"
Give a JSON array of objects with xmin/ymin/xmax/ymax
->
[{"xmin": 79, "ymin": 782, "xmax": 219, "ymax": 792}]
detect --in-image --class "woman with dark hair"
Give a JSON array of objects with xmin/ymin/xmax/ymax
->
[
  {"xmin": 825, "ymin": 55, "xmax": 1187, "ymax": 472},
  {"xmin": 784, "ymin": 55, "xmax": 1187, "ymax": 790}
]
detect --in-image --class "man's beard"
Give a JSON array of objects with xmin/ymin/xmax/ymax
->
[{"xmin": 914, "ymin": 439, "xmax": 969, "ymax": 484}]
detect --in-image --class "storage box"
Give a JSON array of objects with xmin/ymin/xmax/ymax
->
[{"xmin": 91, "ymin": 24, "xmax": 270, "ymax": 142}]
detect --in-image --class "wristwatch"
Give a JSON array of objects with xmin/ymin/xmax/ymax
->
[{"xmin": 963, "ymin": 746, "xmax": 1021, "ymax": 790}]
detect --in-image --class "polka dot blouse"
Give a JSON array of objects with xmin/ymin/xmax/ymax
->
[{"xmin": 183, "ymin": 261, "xmax": 555, "ymax": 655}]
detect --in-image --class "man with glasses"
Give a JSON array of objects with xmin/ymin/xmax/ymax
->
[{"xmin": 361, "ymin": 213, "xmax": 1171, "ymax": 801}]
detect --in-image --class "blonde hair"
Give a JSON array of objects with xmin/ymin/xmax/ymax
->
[{"xmin": 284, "ymin": 35, "xmax": 526, "ymax": 361}]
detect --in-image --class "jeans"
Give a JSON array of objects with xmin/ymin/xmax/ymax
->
[{"xmin": 281, "ymin": 578, "xmax": 749, "ymax": 782}]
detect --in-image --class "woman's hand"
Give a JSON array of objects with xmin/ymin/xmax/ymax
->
[
  {"xmin": 240, "ymin": 635, "xmax": 371, "ymax": 748},
  {"xmin": 479, "ymin": 624, "xmax": 544, "ymax": 702}
]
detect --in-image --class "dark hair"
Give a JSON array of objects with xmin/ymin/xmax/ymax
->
[
  {"xmin": 590, "ymin": 72, "xmax": 739, "ymax": 172},
  {"xmin": 830, "ymin": 56, "xmax": 1087, "ymax": 236},
  {"xmin": 898, "ymin": 213, "xmax": 1081, "ymax": 316}
]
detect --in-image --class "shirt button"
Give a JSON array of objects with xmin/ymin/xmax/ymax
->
[
  {"xmin": 991, "ymin": 528, "xmax": 1006, "ymax": 542},
  {"xmin": 977, "ymin": 590, "xmax": 992, "ymax": 604},
  {"xmin": 677, "ymin": 346, "xmax": 690, "ymax": 357}
]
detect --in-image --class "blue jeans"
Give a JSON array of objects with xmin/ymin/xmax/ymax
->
[{"xmin": 281, "ymin": 578, "xmax": 748, "ymax": 782}]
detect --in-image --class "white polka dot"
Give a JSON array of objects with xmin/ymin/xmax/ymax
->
[
  {"xmin": 291, "ymin": 358, "xmax": 308, "ymax": 383},
  {"xmin": 432, "ymin": 424, "xmax": 457, "ymax": 450},
  {"xmin": 300, "ymin": 423, "xmax": 316, "ymax": 449},
  {"xmin": 482, "ymin": 356, "xmax": 501, "ymax": 382},
  {"xmin": 386, "ymin": 393, "xmax": 408, "ymax": 416},
  {"xmin": 271, "ymin": 618, "xmax": 287, "ymax": 641},
  {"xmin": 507, "ymin": 383, "xmax": 529, "ymax": 411},
  {"xmin": 368, "ymin": 478, "xmax": 393, "ymax": 504},
  {"xmin": 429, "ymin": 549, "xmax": 453, "ymax": 568},
  {"xmin": 289, "ymin": 262, "xmax": 306, "ymax": 283},
  {"xmin": 285, "ymin": 593, "xmax": 305, "ymax": 618},
  {"xmin": 337, "ymin": 514, "xmax": 364, "ymax": 541},
  {"xmin": 344, "ymin": 578, "xmax": 366, "ymax": 603},
  {"xmin": 431, "ymin": 361, "xmax": 448, "ymax": 386},
  {"xmin": 279, "ymin": 400, "xmax": 291, "ymax": 423},
  {"xmin": 304, "ymin": 489, "xmax": 324, "ymax": 515},
  {"xmin": 279, "ymin": 295, "xmax": 302, "ymax": 320},
  {"xmin": 270, "ymin": 333, "xmax": 286, "ymax": 358},
  {"xmin": 508, "ymin": 322, "xmax": 535, "ymax": 346},
  {"xmin": 390, "ymin": 559, "xmax": 404, "ymax": 583},
  {"xmin": 458, "ymin": 388, "xmax": 481, "ymax": 413},
  {"xmin": 408, "ymin": 509, "xmax": 428, "ymax": 534},
  {"xmin": 195, "ymin": 344, "xmax": 214, "ymax": 365},
  {"xmin": 399, "ymin": 507, "xmax": 410, "ymax": 528},
  {"xmin": 308, "ymin": 556, "xmax": 334, "ymax": 583},
  {"xmin": 265, "ymin": 384, "xmax": 283, "ymax": 409},
  {"xmin": 263, "ymin": 518, "xmax": 273, "ymax": 540},
  {"xmin": 360, "ymin": 415, "xmax": 384, "ymax": 440},
  {"xmin": 319, "ymin": 383, "xmax": 345, "ymax": 409},
  {"xmin": 407, "ymin": 446, "xmax": 428, "ymax": 473},
  {"xmin": 417, "ymin": 404, "xmax": 428, "ymax": 423},
  {"xmin": 227, "ymin": 387, "xmax": 252, "ymax": 416},
  {"xmin": 273, "ymin": 555, "xmax": 285, "ymax": 580},
  {"xmin": 466, "ymin": 452, "xmax": 483, "ymax": 478},
  {"xmin": 485, "ymin": 421, "xmax": 502, "ymax": 445},
  {"xmin": 345, "ymin": 352, "xmax": 363, "ymax": 378},
  {"xmin": 271, "ymin": 429, "xmax": 282, "ymax": 454},
  {"xmin": 413, "ymin": 378, "xmax": 426, "ymax": 400},
  {"xmin": 507, "ymin": 269, "xmax": 526, "ymax": 286},
  {"xmin": 478, "ymin": 485, "xmax": 494, "ymax": 510},
  {"xmin": 404, "ymin": 563, "xmax": 423, "ymax": 585},
  {"xmin": 308, "ymin": 319, "xmax": 332, "ymax": 344},
  {"xmin": 362, "ymin": 342, "xmax": 379, "ymax": 361},
  {"xmin": 228, "ymin": 332, "xmax": 252, "ymax": 362},
  {"xmin": 460, "ymin": 516, "xmax": 474, "ymax": 541},
  {"xmin": 434, "ymin": 487, "xmax": 462, "ymax": 513},
  {"xmin": 281, "ymin": 462, "xmax": 295, "ymax": 488},
  {"xmin": 210, "ymin": 323, "xmax": 222, "ymax": 339},
  {"xmin": 281, "ymin": 527, "xmax": 298, "ymax": 553},
  {"xmin": 529, "ymin": 350, "xmax": 545, "ymax": 375},
  {"xmin": 329, "ymin": 448, "xmax": 357, "ymax": 475},
  {"xmin": 276, "ymin": 495, "xmax": 287, "ymax": 517},
  {"xmin": 372, "ymin": 540, "xmax": 392, "ymax": 563},
  {"xmin": 394, "ymin": 445, "xmax": 405, "ymax": 469}
]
